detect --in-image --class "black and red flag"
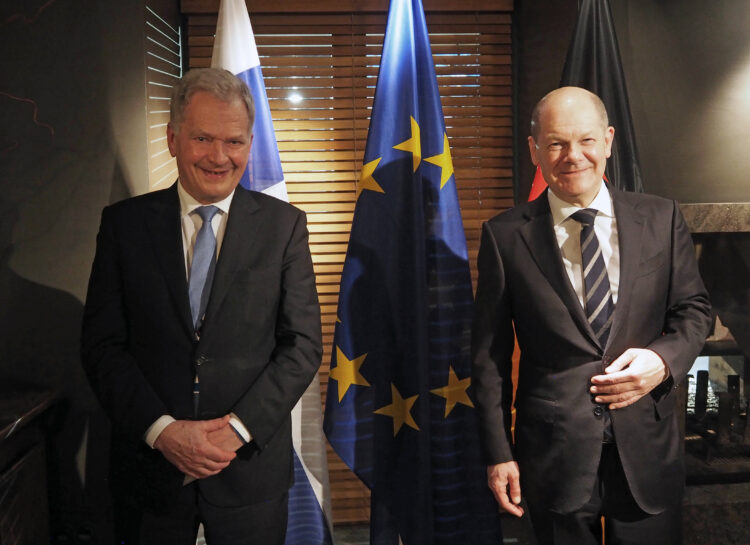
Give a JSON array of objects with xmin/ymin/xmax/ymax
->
[{"xmin": 531, "ymin": 0, "xmax": 644, "ymax": 199}]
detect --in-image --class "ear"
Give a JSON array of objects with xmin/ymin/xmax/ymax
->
[
  {"xmin": 528, "ymin": 136, "xmax": 540, "ymax": 166},
  {"xmin": 604, "ymin": 126, "xmax": 615, "ymax": 158},
  {"xmin": 166, "ymin": 123, "xmax": 177, "ymax": 158}
]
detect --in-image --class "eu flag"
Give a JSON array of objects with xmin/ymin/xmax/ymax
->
[{"xmin": 323, "ymin": 1, "xmax": 501, "ymax": 543}]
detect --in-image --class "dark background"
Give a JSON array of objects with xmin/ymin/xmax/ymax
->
[
  {"xmin": 515, "ymin": 0, "xmax": 750, "ymax": 204},
  {"xmin": 0, "ymin": 0, "xmax": 176, "ymax": 540},
  {"xmin": 1, "ymin": 0, "xmax": 748, "ymax": 541}
]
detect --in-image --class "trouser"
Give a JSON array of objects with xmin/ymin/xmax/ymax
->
[
  {"xmin": 115, "ymin": 482, "xmax": 288, "ymax": 545},
  {"xmin": 527, "ymin": 444, "xmax": 682, "ymax": 545}
]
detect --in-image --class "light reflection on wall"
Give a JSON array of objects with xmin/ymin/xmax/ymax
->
[
  {"xmin": 702, "ymin": 49, "xmax": 750, "ymax": 202},
  {"xmin": 613, "ymin": 0, "xmax": 750, "ymax": 203}
]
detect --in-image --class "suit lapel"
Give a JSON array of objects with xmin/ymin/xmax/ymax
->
[
  {"xmin": 608, "ymin": 188, "xmax": 646, "ymax": 347},
  {"xmin": 200, "ymin": 187, "xmax": 262, "ymax": 340},
  {"xmin": 145, "ymin": 184, "xmax": 194, "ymax": 337},
  {"xmin": 519, "ymin": 194, "xmax": 600, "ymax": 348}
]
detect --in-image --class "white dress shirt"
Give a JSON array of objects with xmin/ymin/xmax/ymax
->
[
  {"xmin": 547, "ymin": 182, "xmax": 620, "ymax": 308},
  {"xmin": 178, "ymin": 182, "xmax": 233, "ymax": 277},
  {"xmin": 145, "ymin": 182, "xmax": 251, "ymax": 449}
]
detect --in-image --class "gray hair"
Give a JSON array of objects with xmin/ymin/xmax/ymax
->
[
  {"xmin": 170, "ymin": 68, "xmax": 255, "ymax": 135},
  {"xmin": 530, "ymin": 87, "xmax": 608, "ymax": 140}
]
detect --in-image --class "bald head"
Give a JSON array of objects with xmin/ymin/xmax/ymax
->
[
  {"xmin": 530, "ymin": 87, "xmax": 609, "ymax": 141},
  {"xmin": 527, "ymin": 86, "xmax": 614, "ymax": 207}
]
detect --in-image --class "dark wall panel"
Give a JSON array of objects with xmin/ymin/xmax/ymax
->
[
  {"xmin": 514, "ymin": 0, "xmax": 578, "ymax": 203},
  {"xmin": 0, "ymin": 0, "xmax": 160, "ymax": 541},
  {"xmin": 613, "ymin": 0, "xmax": 750, "ymax": 203}
]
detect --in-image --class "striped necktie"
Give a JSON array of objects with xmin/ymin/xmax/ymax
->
[{"xmin": 571, "ymin": 208, "xmax": 615, "ymax": 346}]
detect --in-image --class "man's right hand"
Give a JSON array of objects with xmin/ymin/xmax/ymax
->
[
  {"xmin": 487, "ymin": 461, "xmax": 524, "ymax": 517},
  {"xmin": 154, "ymin": 416, "xmax": 237, "ymax": 479}
]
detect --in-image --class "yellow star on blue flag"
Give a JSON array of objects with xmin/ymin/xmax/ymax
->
[
  {"xmin": 393, "ymin": 116, "xmax": 421, "ymax": 172},
  {"xmin": 424, "ymin": 132, "xmax": 455, "ymax": 189},
  {"xmin": 330, "ymin": 346, "xmax": 370, "ymax": 402},
  {"xmin": 374, "ymin": 383, "xmax": 420, "ymax": 436},
  {"xmin": 430, "ymin": 365, "xmax": 474, "ymax": 417},
  {"xmin": 356, "ymin": 157, "xmax": 384, "ymax": 199}
]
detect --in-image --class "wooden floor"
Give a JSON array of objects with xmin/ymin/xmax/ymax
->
[
  {"xmin": 332, "ymin": 518, "xmax": 535, "ymax": 545},
  {"xmin": 332, "ymin": 524, "xmax": 369, "ymax": 545}
]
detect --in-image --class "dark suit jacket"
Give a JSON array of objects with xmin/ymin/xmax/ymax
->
[
  {"xmin": 471, "ymin": 185, "xmax": 711, "ymax": 515},
  {"xmin": 81, "ymin": 183, "xmax": 322, "ymax": 512}
]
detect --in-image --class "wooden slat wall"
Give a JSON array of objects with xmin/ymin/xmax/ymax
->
[{"xmin": 185, "ymin": 7, "xmax": 513, "ymax": 525}]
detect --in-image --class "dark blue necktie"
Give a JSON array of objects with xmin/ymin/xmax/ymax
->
[
  {"xmin": 188, "ymin": 205, "xmax": 220, "ymax": 332},
  {"xmin": 572, "ymin": 208, "xmax": 616, "ymax": 442},
  {"xmin": 571, "ymin": 208, "xmax": 615, "ymax": 346}
]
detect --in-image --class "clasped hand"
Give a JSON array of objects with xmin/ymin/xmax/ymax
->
[
  {"xmin": 153, "ymin": 415, "xmax": 244, "ymax": 479},
  {"xmin": 590, "ymin": 348, "xmax": 669, "ymax": 409}
]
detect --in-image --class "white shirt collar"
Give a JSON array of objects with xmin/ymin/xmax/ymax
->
[
  {"xmin": 547, "ymin": 181, "xmax": 613, "ymax": 226},
  {"xmin": 177, "ymin": 181, "xmax": 235, "ymax": 217}
]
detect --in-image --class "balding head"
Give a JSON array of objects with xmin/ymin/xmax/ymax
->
[
  {"xmin": 527, "ymin": 86, "xmax": 614, "ymax": 207},
  {"xmin": 530, "ymin": 87, "xmax": 609, "ymax": 141}
]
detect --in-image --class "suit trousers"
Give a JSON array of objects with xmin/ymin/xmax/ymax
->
[
  {"xmin": 115, "ymin": 482, "xmax": 288, "ymax": 545},
  {"xmin": 527, "ymin": 444, "xmax": 682, "ymax": 545}
]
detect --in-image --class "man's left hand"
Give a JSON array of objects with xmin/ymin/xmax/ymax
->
[{"xmin": 590, "ymin": 348, "xmax": 669, "ymax": 409}]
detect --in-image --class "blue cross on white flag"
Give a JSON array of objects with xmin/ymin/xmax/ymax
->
[
  {"xmin": 211, "ymin": 0, "xmax": 287, "ymax": 201},
  {"xmin": 211, "ymin": 1, "xmax": 334, "ymax": 544}
]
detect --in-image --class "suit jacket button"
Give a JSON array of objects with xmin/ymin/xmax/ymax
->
[{"xmin": 593, "ymin": 406, "xmax": 604, "ymax": 418}]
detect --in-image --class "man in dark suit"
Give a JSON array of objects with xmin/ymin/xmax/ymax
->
[
  {"xmin": 81, "ymin": 68, "xmax": 322, "ymax": 544},
  {"xmin": 471, "ymin": 87, "xmax": 711, "ymax": 545}
]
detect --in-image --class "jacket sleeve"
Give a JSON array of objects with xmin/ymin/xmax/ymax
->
[
  {"xmin": 229, "ymin": 210, "xmax": 323, "ymax": 449},
  {"xmin": 647, "ymin": 200, "xmax": 712, "ymax": 387},
  {"xmin": 80, "ymin": 206, "xmax": 169, "ymax": 439},
  {"xmin": 471, "ymin": 221, "xmax": 516, "ymax": 464}
]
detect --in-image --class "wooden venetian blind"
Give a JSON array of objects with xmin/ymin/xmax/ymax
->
[
  {"xmin": 185, "ymin": 6, "xmax": 513, "ymax": 525},
  {"xmin": 145, "ymin": 5, "xmax": 182, "ymax": 191}
]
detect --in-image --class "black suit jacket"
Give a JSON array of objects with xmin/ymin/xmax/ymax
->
[
  {"xmin": 82, "ymin": 184, "xmax": 322, "ymax": 511},
  {"xmin": 471, "ymin": 185, "xmax": 711, "ymax": 515}
]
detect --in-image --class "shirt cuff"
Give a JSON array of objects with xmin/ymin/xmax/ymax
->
[
  {"xmin": 144, "ymin": 415, "xmax": 176, "ymax": 448},
  {"xmin": 229, "ymin": 413, "xmax": 252, "ymax": 443}
]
